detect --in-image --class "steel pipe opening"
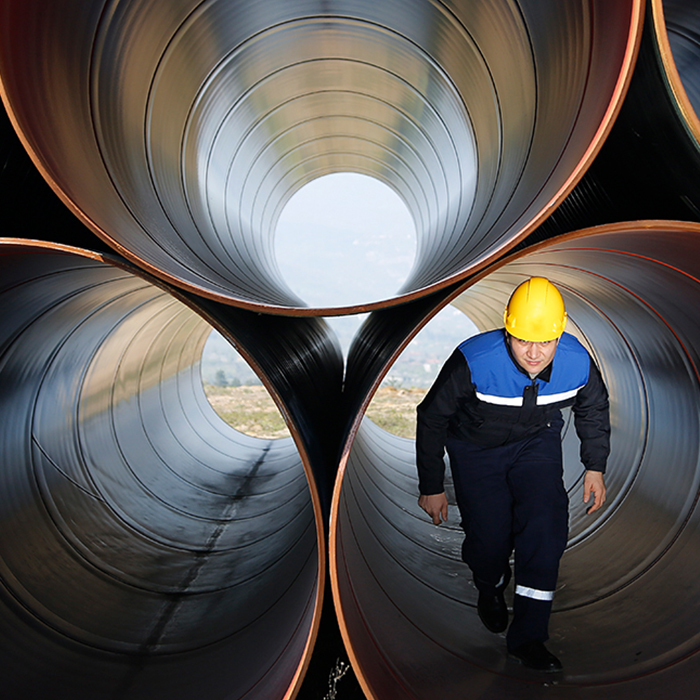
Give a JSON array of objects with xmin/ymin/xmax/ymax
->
[
  {"xmin": 531, "ymin": 0, "xmax": 700, "ymax": 241},
  {"xmin": 0, "ymin": 241, "xmax": 328, "ymax": 699},
  {"xmin": 332, "ymin": 221, "xmax": 700, "ymax": 699},
  {"xmin": 0, "ymin": 0, "xmax": 640, "ymax": 314}
]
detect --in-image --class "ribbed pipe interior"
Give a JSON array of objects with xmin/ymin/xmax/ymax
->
[
  {"xmin": 0, "ymin": 243, "xmax": 320, "ymax": 700},
  {"xmin": 0, "ymin": 0, "xmax": 640, "ymax": 313},
  {"xmin": 332, "ymin": 222, "xmax": 700, "ymax": 699}
]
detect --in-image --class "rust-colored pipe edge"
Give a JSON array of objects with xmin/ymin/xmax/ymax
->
[
  {"xmin": 529, "ymin": 0, "xmax": 700, "ymax": 246},
  {"xmin": 650, "ymin": 0, "xmax": 700, "ymax": 139}
]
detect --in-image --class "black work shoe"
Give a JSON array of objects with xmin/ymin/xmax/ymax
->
[
  {"xmin": 477, "ymin": 589, "xmax": 508, "ymax": 633},
  {"xmin": 509, "ymin": 641, "xmax": 563, "ymax": 672}
]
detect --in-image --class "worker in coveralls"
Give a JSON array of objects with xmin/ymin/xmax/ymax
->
[{"xmin": 416, "ymin": 277, "xmax": 609, "ymax": 671}]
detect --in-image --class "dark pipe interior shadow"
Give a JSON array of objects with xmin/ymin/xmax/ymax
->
[
  {"xmin": 0, "ymin": 105, "xmax": 111, "ymax": 253},
  {"xmin": 332, "ymin": 222, "xmax": 700, "ymax": 699},
  {"xmin": 0, "ymin": 241, "xmax": 340, "ymax": 699}
]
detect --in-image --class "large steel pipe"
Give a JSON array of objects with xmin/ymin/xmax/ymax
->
[
  {"xmin": 0, "ymin": 0, "xmax": 640, "ymax": 314},
  {"xmin": 332, "ymin": 221, "xmax": 700, "ymax": 698},
  {"xmin": 532, "ymin": 0, "xmax": 700, "ymax": 243},
  {"xmin": 0, "ymin": 240, "xmax": 341, "ymax": 699},
  {"xmin": 662, "ymin": 0, "xmax": 700, "ymax": 118}
]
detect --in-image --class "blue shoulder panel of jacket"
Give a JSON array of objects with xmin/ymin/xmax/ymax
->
[{"xmin": 458, "ymin": 329, "xmax": 590, "ymax": 406}]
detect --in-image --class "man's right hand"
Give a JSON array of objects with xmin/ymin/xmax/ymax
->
[{"xmin": 418, "ymin": 492, "xmax": 449, "ymax": 525}]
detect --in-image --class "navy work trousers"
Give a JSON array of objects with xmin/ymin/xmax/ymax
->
[{"xmin": 446, "ymin": 422, "xmax": 569, "ymax": 650}]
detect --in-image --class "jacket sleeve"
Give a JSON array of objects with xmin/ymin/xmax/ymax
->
[
  {"xmin": 415, "ymin": 349, "xmax": 473, "ymax": 494},
  {"xmin": 572, "ymin": 356, "xmax": 610, "ymax": 473}
]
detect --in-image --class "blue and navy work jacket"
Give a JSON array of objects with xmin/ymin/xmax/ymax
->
[{"xmin": 415, "ymin": 329, "xmax": 610, "ymax": 495}]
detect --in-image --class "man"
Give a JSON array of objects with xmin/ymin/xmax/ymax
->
[{"xmin": 416, "ymin": 277, "xmax": 609, "ymax": 672}]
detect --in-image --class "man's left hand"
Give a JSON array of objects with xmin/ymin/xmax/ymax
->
[{"xmin": 583, "ymin": 470, "xmax": 606, "ymax": 514}]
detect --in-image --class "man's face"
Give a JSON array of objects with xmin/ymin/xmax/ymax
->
[{"xmin": 508, "ymin": 335, "xmax": 559, "ymax": 375}]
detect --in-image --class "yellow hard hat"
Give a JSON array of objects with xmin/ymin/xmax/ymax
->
[{"xmin": 503, "ymin": 277, "xmax": 567, "ymax": 342}]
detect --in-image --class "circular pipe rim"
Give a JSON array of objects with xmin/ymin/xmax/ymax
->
[
  {"xmin": 0, "ymin": 237, "xmax": 326, "ymax": 699},
  {"xmin": 0, "ymin": 1, "xmax": 644, "ymax": 316},
  {"xmin": 330, "ymin": 219, "xmax": 700, "ymax": 698},
  {"xmin": 651, "ymin": 0, "xmax": 700, "ymax": 143}
]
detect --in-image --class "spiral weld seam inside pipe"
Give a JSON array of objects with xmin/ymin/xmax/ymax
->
[
  {"xmin": 0, "ymin": 240, "xmax": 334, "ymax": 700},
  {"xmin": 330, "ymin": 221, "xmax": 700, "ymax": 700},
  {"xmin": 0, "ymin": 0, "xmax": 641, "ymax": 313}
]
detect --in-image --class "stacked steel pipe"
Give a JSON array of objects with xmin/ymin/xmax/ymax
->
[{"xmin": 2, "ymin": 0, "xmax": 700, "ymax": 698}]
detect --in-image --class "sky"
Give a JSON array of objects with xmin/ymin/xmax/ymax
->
[{"xmin": 274, "ymin": 172, "xmax": 417, "ymax": 308}]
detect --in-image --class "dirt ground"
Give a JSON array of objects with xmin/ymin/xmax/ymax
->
[{"xmin": 204, "ymin": 384, "xmax": 427, "ymax": 439}]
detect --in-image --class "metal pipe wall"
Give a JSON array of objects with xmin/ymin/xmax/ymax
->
[
  {"xmin": 531, "ymin": 0, "xmax": 700, "ymax": 243},
  {"xmin": 0, "ymin": 0, "xmax": 640, "ymax": 313},
  {"xmin": 5, "ymin": 0, "xmax": 700, "ymax": 699},
  {"xmin": 332, "ymin": 221, "xmax": 700, "ymax": 699},
  {"xmin": 0, "ymin": 241, "xmax": 337, "ymax": 699}
]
